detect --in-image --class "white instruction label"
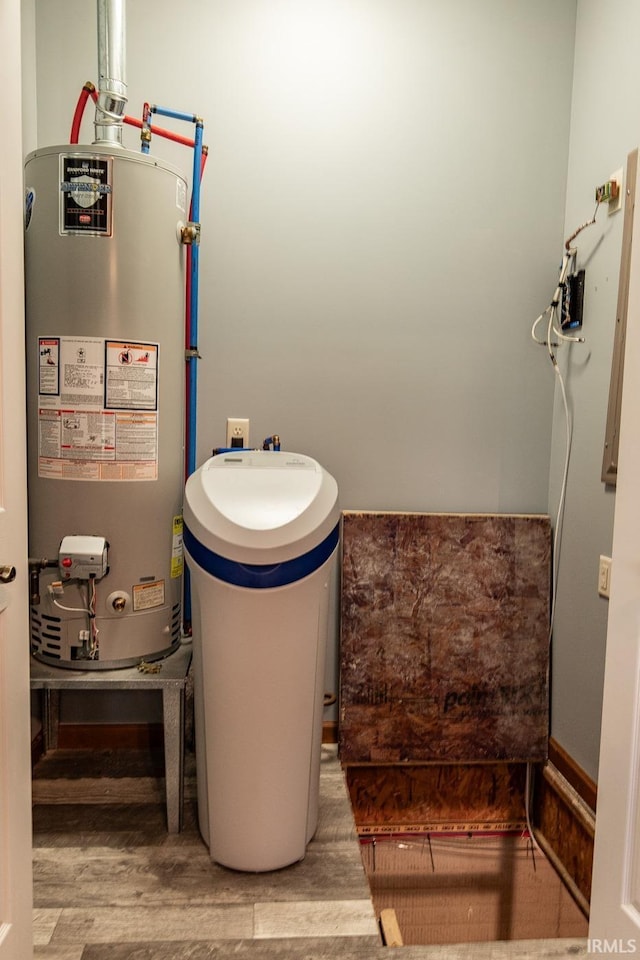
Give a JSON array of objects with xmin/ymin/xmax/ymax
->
[
  {"xmin": 37, "ymin": 335, "xmax": 159, "ymax": 481},
  {"xmin": 105, "ymin": 341, "xmax": 158, "ymax": 410}
]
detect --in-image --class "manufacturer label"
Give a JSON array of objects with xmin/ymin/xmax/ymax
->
[{"xmin": 60, "ymin": 155, "xmax": 113, "ymax": 236}]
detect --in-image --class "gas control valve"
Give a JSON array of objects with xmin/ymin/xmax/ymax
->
[{"xmin": 58, "ymin": 535, "xmax": 109, "ymax": 581}]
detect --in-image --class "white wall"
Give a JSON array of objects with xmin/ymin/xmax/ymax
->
[
  {"xmin": 549, "ymin": 0, "xmax": 640, "ymax": 781},
  {"xmin": 29, "ymin": 0, "xmax": 577, "ymax": 722}
]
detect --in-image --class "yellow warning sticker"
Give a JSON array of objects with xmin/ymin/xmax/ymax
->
[{"xmin": 171, "ymin": 515, "xmax": 184, "ymax": 579}]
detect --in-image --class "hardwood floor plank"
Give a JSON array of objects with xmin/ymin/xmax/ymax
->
[
  {"xmin": 32, "ymin": 777, "xmax": 166, "ymax": 805},
  {"xmin": 50, "ymin": 905, "xmax": 254, "ymax": 944},
  {"xmin": 253, "ymin": 899, "xmax": 379, "ymax": 939},
  {"xmin": 33, "ymin": 908, "xmax": 62, "ymax": 945},
  {"xmin": 34, "ymin": 947, "xmax": 85, "ymax": 960},
  {"xmin": 80, "ymin": 937, "xmax": 588, "ymax": 960},
  {"xmin": 34, "ymin": 843, "xmax": 371, "ymax": 908},
  {"xmin": 79, "ymin": 937, "xmax": 388, "ymax": 959},
  {"xmin": 32, "ymin": 801, "xmax": 196, "ymax": 847}
]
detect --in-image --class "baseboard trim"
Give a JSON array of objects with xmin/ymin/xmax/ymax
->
[
  {"xmin": 323, "ymin": 720, "xmax": 338, "ymax": 744},
  {"xmin": 51, "ymin": 720, "xmax": 338, "ymax": 750},
  {"xmin": 56, "ymin": 722, "xmax": 165, "ymax": 751},
  {"xmin": 548, "ymin": 736, "xmax": 597, "ymax": 812}
]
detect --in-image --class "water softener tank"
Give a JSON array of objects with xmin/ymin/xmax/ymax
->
[
  {"xmin": 184, "ymin": 451, "xmax": 340, "ymax": 871},
  {"xmin": 24, "ymin": 144, "xmax": 187, "ymax": 668}
]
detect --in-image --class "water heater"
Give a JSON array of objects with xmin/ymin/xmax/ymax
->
[{"xmin": 24, "ymin": 144, "xmax": 187, "ymax": 668}]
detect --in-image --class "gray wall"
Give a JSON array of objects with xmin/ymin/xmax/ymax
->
[
  {"xmin": 549, "ymin": 0, "xmax": 640, "ymax": 781},
  {"xmin": 29, "ymin": 2, "xmax": 577, "ymax": 726}
]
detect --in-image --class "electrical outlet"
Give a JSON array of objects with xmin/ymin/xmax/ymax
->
[
  {"xmin": 595, "ymin": 168, "xmax": 623, "ymax": 213},
  {"xmin": 598, "ymin": 555, "xmax": 612, "ymax": 598},
  {"xmin": 608, "ymin": 168, "xmax": 623, "ymax": 215},
  {"xmin": 226, "ymin": 417, "xmax": 250, "ymax": 448}
]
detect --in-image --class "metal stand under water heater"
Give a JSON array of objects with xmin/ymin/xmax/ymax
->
[{"xmin": 24, "ymin": 144, "xmax": 187, "ymax": 669}]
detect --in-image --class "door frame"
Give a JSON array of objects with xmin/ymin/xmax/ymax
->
[
  {"xmin": 590, "ymin": 149, "xmax": 640, "ymax": 945},
  {"xmin": 0, "ymin": 0, "xmax": 34, "ymax": 957}
]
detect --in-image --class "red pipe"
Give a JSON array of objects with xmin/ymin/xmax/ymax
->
[
  {"xmin": 69, "ymin": 82, "xmax": 202, "ymax": 149},
  {"xmin": 70, "ymin": 82, "xmax": 96, "ymax": 144},
  {"xmin": 184, "ymin": 243, "xmax": 193, "ymax": 480}
]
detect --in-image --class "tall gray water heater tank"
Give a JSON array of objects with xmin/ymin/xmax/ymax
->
[{"xmin": 25, "ymin": 144, "xmax": 187, "ymax": 668}]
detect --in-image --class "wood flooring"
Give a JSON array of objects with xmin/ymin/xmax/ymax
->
[{"xmin": 32, "ymin": 745, "xmax": 588, "ymax": 960}]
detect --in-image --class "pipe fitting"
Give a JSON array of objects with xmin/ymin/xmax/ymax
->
[
  {"xmin": 181, "ymin": 222, "xmax": 201, "ymax": 245},
  {"xmin": 106, "ymin": 589, "xmax": 131, "ymax": 613}
]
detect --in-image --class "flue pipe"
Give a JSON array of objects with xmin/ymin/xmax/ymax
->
[{"xmin": 94, "ymin": 0, "xmax": 127, "ymax": 145}]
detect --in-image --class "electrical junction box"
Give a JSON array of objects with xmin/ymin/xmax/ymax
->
[{"xmin": 58, "ymin": 535, "xmax": 108, "ymax": 581}]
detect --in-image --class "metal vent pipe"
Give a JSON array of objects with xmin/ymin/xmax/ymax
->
[{"xmin": 94, "ymin": 0, "xmax": 127, "ymax": 145}]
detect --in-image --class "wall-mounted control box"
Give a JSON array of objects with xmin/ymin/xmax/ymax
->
[{"xmin": 58, "ymin": 535, "xmax": 109, "ymax": 581}]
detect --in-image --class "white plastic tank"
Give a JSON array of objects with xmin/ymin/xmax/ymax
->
[{"xmin": 183, "ymin": 450, "xmax": 339, "ymax": 872}]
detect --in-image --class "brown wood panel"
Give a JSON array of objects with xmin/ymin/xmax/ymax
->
[
  {"xmin": 533, "ymin": 761, "xmax": 594, "ymax": 905},
  {"xmin": 56, "ymin": 722, "xmax": 165, "ymax": 751},
  {"xmin": 323, "ymin": 721, "xmax": 338, "ymax": 744},
  {"xmin": 340, "ymin": 512, "xmax": 551, "ymax": 763},
  {"xmin": 346, "ymin": 763, "xmax": 527, "ymax": 833}
]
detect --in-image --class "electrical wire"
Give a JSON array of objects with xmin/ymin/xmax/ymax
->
[
  {"xmin": 530, "ymin": 202, "xmax": 601, "ymax": 633},
  {"xmin": 89, "ymin": 576, "xmax": 99, "ymax": 659},
  {"xmin": 52, "ymin": 598, "xmax": 91, "ymax": 614},
  {"xmin": 527, "ymin": 296, "xmax": 575, "ymax": 856},
  {"xmin": 526, "ymin": 201, "xmax": 602, "ymax": 853},
  {"xmin": 50, "ymin": 578, "xmax": 99, "ymax": 659},
  {"xmin": 549, "ymin": 360, "xmax": 573, "ymax": 635}
]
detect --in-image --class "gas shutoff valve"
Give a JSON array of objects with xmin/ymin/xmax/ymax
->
[{"xmin": 58, "ymin": 536, "xmax": 108, "ymax": 581}]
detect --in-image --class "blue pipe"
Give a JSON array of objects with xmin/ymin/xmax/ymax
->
[
  {"xmin": 184, "ymin": 119, "xmax": 204, "ymax": 627},
  {"xmin": 152, "ymin": 105, "xmax": 198, "ymax": 124},
  {"xmin": 187, "ymin": 120, "xmax": 203, "ymax": 479},
  {"xmin": 151, "ymin": 103, "xmax": 198, "ymax": 123}
]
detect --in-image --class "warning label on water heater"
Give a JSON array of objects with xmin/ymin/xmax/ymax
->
[{"xmin": 37, "ymin": 335, "xmax": 159, "ymax": 481}]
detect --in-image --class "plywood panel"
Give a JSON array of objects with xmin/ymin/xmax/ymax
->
[
  {"xmin": 340, "ymin": 513, "xmax": 550, "ymax": 763},
  {"xmin": 346, "ymin": 763, "xmax": 527, "ymax": 833},
  {"xmin": 534, "ymin": 762, "xmax": 594, "ymax": 904}
]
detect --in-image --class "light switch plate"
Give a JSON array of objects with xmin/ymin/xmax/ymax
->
[{"xmin": 598, "ymin": 555, "xmax": 612, "ymax": 598}]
